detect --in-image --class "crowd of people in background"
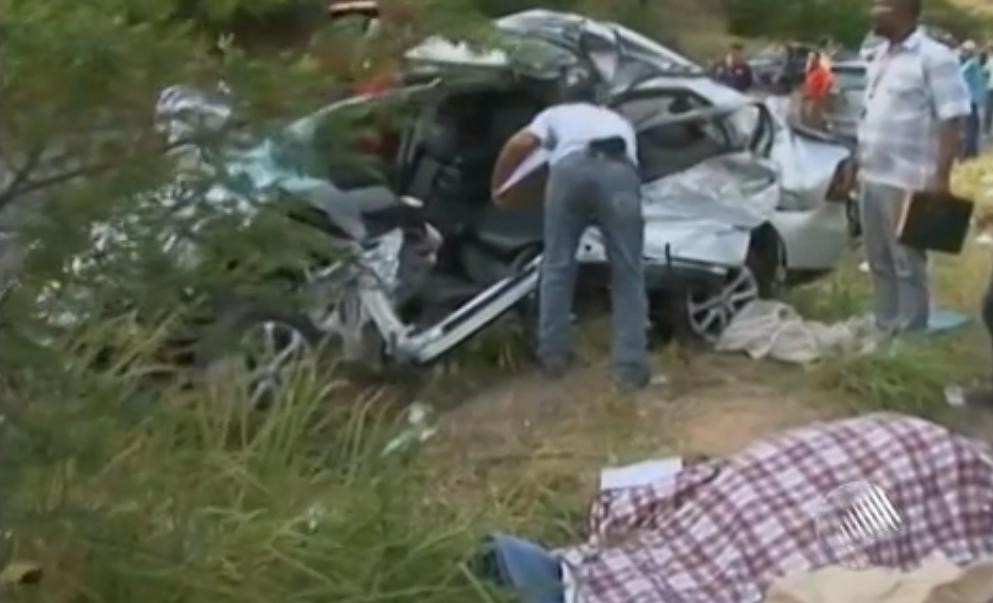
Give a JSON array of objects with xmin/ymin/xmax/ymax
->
[
  {"xmin": 958, "ymin": 40, "xmax": 990, "ymax": 158},
  {"xmin": 709, "ymin": 33, "xmax": 993, "ymax": 157}
]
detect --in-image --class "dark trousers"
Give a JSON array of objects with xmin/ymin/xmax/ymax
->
[
  {"xmin": 985, "ymin": 91, "xmax": 993, "ymax": 136},
  {"xmin": 539, "ymin": 151, "xmax": 649, "ymax": 385},
  {"xmin": 984, "ymin": 268, "xmax": 993, "ymax": 380},
  {"xmin": 963, "ymin": 103, "xmax": 981, "ymax": 159}
]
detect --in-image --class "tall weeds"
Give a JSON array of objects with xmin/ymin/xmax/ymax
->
[{"xmin": 0, "ymin": 318, "xmax": 501, "ymax": 603}]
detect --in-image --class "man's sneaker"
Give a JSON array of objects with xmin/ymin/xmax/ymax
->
[
  {"xmin": 538, "ymin": 357, "xmax": 572, "ymax": 380},
  {"xmin": 612, "ymin": 368, "xmax": 651, "ymax": 393},
  {"xmin": 945, "ymin": 385, "xmax": 993, "ymax": 408}
]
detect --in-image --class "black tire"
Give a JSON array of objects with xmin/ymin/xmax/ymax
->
[
  {"xmin": 194, "ymin": 301, "xmax": 322, "ymax": 408},
  {"xmin": 847, "ymin": 194, "xmax": 862, "ymax": 242},
  {"xmin": 194, "ymin": 302, "xmax": 322, "ymax": 369},
  {"xmin": 747, "ymin": 225, "xmax": 786, "ymax": 299},
  {"xmin": 671, "ymin": 228, "xmax": 785, "ymax": 343}
]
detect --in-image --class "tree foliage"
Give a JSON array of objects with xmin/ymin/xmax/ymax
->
[
  {"xmin": 0, "ymin": 3, "xmax": 499, "ymax": 597},
  {"xmin": 723, "ymin": 0, "xmax": 992, "ymax": 47}
]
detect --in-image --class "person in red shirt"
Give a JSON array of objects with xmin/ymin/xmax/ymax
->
[{"xmin": 802, "ymin": 39, "xmax": 835, "ymax": 130}]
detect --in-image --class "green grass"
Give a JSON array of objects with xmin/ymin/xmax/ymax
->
[
  {"xmin": 4, "ymin": 150, "xmax": 993, "ymax": 603},
  {"xmin": 785, "ymin": 156, "xmax": 993, "ymax": 417},
  {"xmin": 0, "ymin": 321, "xmax": 512, "ymax": 602}
]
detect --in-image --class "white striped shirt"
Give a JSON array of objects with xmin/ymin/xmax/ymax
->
[{"xmin": 858, "ymin": 29, "xmax": 971, "ymax": 191}]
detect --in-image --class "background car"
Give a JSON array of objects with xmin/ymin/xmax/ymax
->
[
  {"xmin": 826, "ymin": 59, "xmax": 867, "ymax": 145},
  {"xmin": 749, "ymin": 43, "xmax": 815, "ymax": 92}
]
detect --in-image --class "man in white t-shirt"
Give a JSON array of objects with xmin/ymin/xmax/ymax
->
[{"xmin": 491, "ymin": 76, "xmax": 650, "ymax": 391}]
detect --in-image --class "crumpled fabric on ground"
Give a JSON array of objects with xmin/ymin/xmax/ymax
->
[
  {"xmin": 556, "ymin": 414, "xmax": 993, "ymax": 603},
  {"xmin": 715, "ymin": 300, "xmax": 883, "ymax": 364},
  {"xmin": 764, "ymin": 553, "xmax": 993, "ymax": 603}
]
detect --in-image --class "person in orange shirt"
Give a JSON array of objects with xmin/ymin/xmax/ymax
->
[{"xmin": 802, "ymin": 39, "xmax": 835, "ymax": 131}]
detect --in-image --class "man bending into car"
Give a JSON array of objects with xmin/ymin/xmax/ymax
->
[{"xmin": 491, "ymin": 73, "xmax": 651, "ymax": 392}]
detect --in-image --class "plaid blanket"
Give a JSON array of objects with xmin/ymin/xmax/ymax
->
[{"xmin": 559, "ymin": 414, "xmax": 993, "ymax": 603}]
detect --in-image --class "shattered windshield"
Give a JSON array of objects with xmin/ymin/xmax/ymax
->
[
  {"xmin": 496, "ymin": 9, "xmax": 703, "ymax": 80},
  {"xmin": 614, "ymin": 92, "xmax": 737, "ymax": 182},
  {"xmin": 403, "ymin": 30, "xmax": 577, "ymax": 80}
]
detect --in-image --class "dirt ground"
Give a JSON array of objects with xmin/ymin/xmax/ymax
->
[
  {"xmin": 424, "ymin": 343, "xmax": 993, "ymax": 541},
  {"xmin": 423, "ymin": 346, "xmax": 848, "ymax": 525}
]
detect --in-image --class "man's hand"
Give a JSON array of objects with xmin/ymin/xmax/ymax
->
[
  {"xmin": 932, "ymin": 118, "xmax": 962, "ymax": 193},
  {"xmin": 975, "ymin": 205, "xmax": 993, "ymax": 230},
  {"xmin": 927, "ymin": 169, "xmax": 953, "ymax": 193}
]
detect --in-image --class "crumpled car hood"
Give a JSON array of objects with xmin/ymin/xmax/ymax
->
[
  {"xmin": 579, "ymin": 153, "xmax": 777, "ymax": 267},
  {"xmin": 769, "ymin": 122, "xmax": 850, "ymax": 212}
]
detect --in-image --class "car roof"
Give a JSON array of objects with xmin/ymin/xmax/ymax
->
[
  {"xmin": 630, "ymin": 74, "xmax": 748, "ymax": 107},
  {"xmin": 496, "ymin": 9, "xmax": 703, "ymax": 76}
]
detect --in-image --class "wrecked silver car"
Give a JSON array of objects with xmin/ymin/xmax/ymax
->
[{"xmin": 102, "ymin": 10, "xmax": 857, "ymax": 388}]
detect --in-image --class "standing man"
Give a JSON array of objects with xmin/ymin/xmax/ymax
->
[
  {"xmin": 713, "ymin": 43, "xmax": 754, "ymax": 92},
  {"xmin": 959, "ymin": 40, "xmax": 985, "ymax": 158},
  {"xmin": 858, "ymin": 0, "xmax": 971, "ymax": 335},
  {"xmin": 491, "ymin": 74, "xmax": 650, "ymax": 391}
]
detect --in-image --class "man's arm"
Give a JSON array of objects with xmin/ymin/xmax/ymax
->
[
  {"xmin": 490, "ymin": 129, "xmax": 541, "ymax": 206},
  {"xmin": 934, "ymin": 118, "xmax": 962, "ymax": 191},
  {"xmin": 491, "ymin": 109, "xmax": 552, "ymax": 206},
  {"xmin": 925, "ymin": 50, "xmax": 972, "ymax": 191}
]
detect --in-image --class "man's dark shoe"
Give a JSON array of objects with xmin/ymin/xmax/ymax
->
[
  {"xmin": 965, "ymin": 388, "xmax": 993, "ymax": 408},
  {"xmin": 612, "ymin": 367, "xmax": 651, "ymax": 393},
  {"xmin": 538, "ymin": 357, "xmax": 572, "ymax": 380}
]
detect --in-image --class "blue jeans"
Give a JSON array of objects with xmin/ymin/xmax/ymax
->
[
  {"xmin": 538, "ymin": 151, "xmax": 649, "ymax": 386},
  {"xmin": 860, "ymin": 181, "xmax": 929, "ymax": 332}
]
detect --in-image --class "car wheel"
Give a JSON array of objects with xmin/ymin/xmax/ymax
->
[
  {"xmin": 195, "ymin": 303, "xmax": 322, "ymax": 409},
  {"xmin": 330, "ymin": 286, "xmax": 389, "ymax": 376},
  {"xmin": 748, "ymin": 226, "xmax": 786, "ymax": 299},
  {"xmin": 684, "ymin": 265, "xmax": 760, "ymax": 343},
  {"xmin": 846, "ymin": 194, "xmax": 862, "ymax": 242}
]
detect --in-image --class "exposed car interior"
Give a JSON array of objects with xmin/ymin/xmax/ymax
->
[
  {"xmin": 395, "ymin": 85, "xmax": 550, "ymax": 291},
  {"xmin": 294, "ymin": 74, "xmax": 784, "ymax": 330},
  {"xmin": 613, "ymin": 91, "xmax": 735, "ymax": 182}
]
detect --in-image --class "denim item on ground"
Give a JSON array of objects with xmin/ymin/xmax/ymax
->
[
  {"xmin": 475, "ymin": 534, "xmax": 564, "ymax": 603},
  {"xmin": 859, "ymin": 181, "xmax": 930, "ymax": 332},
  {"xmin": 538, "ymin": 150, "xmax": 649, "ymax": 387}
]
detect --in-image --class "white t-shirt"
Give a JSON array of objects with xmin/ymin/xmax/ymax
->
[{"xmin": 526, "ymin": 103, "xmax": 639, "ymax": 167}]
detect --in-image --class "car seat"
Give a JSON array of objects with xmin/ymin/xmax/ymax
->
[
  {"xmin": 403, "ymin": 103, "xmax": 475, "ymax": 238},
  {"xmin": 468, "ymin": 94, "xmax": 545, "ymax": 255}
]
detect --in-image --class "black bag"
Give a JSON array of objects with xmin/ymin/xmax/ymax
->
[
  {"xmin": 588, "ymin": 136, "xmax": 628, "ymax": 160},
  {"xmin": 897, "ymin": 190, "xmax": 974, "ymax": 255}
]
